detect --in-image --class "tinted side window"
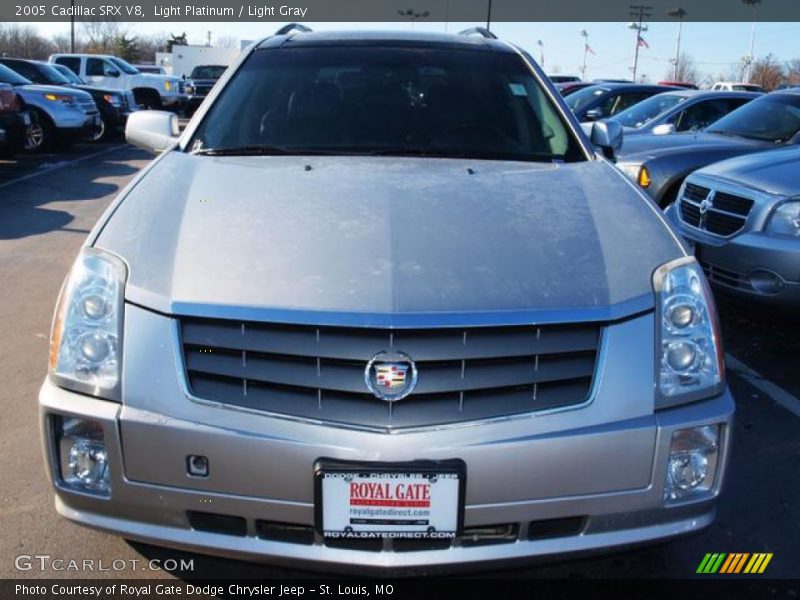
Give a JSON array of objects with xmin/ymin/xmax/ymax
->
[
  {"xmin": 676, "ymin": 100, "xmax": 727, "ymax": 131},
  {"xmin": 614, "ymin": 92, "xmax": 654, "ymax": 114},
  {"xmin": 86, "ymin": 58, "xmax": 104, "ymax": 76},
  {"xmin": 56, "ymin": 56, "xmax": 82, "ymax": 74}
]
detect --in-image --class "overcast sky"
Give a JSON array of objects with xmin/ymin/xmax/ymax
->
[{"xmin": 23, "ymin": 20, "xmax": 800, "ymax": 81}]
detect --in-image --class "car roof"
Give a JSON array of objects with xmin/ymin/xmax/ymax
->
[{"xmin": 256, "ymin": 29, "xmax": 516, "ymax": 53}]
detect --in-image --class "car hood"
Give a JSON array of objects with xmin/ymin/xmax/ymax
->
[
  {"xmin": 16, "ymin": 83, "xmax": 92, "ymax": 99},
  {"xmin": 695, "ymin": 146, "xmax": 800, "ymax": 197},
  {"xmin": 619, "ymin": 131, "xmax": 765, "ymax": 161},
  {"xmin": 95, "ymin": 153, "xmax": 681, "ymax": 325}
]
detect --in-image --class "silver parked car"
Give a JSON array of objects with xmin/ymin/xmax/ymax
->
[
  {"xmin": 611, "ymin": 90, "xmax": 758, "ymax": 137},
  {"xmin": 666, "ymin": 147, "xmax": 800, "ymax": 307},
  {"xmin": 40, "ymin": 27, "xmax": 733, "ymax": 573}
]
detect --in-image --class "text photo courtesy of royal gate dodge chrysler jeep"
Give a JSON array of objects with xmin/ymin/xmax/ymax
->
[{"xmin": 1, "ymin": 2, "xmax": 799, "ymax": 594}]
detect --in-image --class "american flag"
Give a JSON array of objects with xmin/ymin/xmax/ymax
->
[
  {"xmin": 637, "ymin": 35, "xmax": 649, "ymax": 49},
  {"xmin": 585, "ymin": 44, "xmax": 596, "ymax": 56}
]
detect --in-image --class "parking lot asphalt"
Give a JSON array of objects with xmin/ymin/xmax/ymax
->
[{"xmin": 0, "ymin": 144, "xmax": 797, "ymax": 580}]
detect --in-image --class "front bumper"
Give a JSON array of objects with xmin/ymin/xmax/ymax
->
[
  {"xmin": 666, "ymin": 204, "xmax": 800, "ymax": 307},
  {"xmin": 39, "ymin": 303, "xmax": 735, "ymax": 572}
]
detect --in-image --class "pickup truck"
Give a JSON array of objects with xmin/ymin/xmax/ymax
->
[{"xmin": 49, "ymin": 54, "xmax": 182, "ymax": 110}]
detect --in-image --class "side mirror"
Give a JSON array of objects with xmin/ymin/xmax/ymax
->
[
  {"xmin": 584, "ymin": 108, "xmax": 603, "ymax": 122},
  {"xmin": 106, "ymin": 68, "xmax": 120, "ymax": 78},
  {"xmin": 588, "ymin": 119, "xmax": 623, "ymax": 160},
  {"xmin": 652, "ymin": 123, "xmax": 676, "ymax": 135},
  {"xmin": 125, "ymin": 111, "xmax": 180, "ymax": 153}
]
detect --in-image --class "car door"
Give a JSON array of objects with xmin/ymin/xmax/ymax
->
[{"xmin": 85, "ymin": 58, "xmax": 123, "ymax": 90}]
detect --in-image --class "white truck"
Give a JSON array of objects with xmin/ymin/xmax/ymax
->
[{"xmin": 48, "ymin": 54, "xmax": 183, "ymax": 110}]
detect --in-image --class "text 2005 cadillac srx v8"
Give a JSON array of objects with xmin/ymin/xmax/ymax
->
[{"xmin": 40, "ymin": 27, "xmax": 733, "ymax": 573}]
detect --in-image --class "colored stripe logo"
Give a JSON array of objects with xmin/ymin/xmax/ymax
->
[{"xmin": 697, "ymin": 553, "xmax": 773, "ymax": 574}]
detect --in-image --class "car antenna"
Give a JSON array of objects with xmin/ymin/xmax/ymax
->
[{"xmin": 274, "ymin": 23, "xmax": 313, "ymax": 36}]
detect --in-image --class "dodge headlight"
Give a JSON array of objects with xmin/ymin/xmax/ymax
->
[
  {"xmin": 766, "ymin": 201, "xmax": 800, "ymax": 237},
  {"xmin": 654, "ymin": 257, "xmax": 724, "ymax": 408},
  {"xmin": 49, "ymin": 248, "xmax": 126, "ymax": 401}
]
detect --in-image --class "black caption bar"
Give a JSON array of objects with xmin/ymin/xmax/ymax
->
[
  {"xmin": 4, "ymin": 0, "xmax": 800, "ymax": 23},
  {"xmin": 4, "ymin": 579, "xmax": 799, "ymax": 600}
]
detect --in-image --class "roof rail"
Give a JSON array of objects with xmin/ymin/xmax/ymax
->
[
  {"xmin": 458, "ymin": 27, "xmax": 498, "ymax": 40},
  {"xmin": 275, "ymin": 23, "xmax": 313, "ymax": 36}
]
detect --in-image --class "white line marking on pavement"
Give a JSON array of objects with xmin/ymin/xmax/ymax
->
[
  {"xmin": 0, "ymin": 144, "xmax": 127, "ymax": 192},
  {"xmin": 726, "ymin": 353, "xmax": 800, "ymax": 418}
]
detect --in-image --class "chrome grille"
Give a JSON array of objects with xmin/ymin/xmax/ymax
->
[
  {"xmin": 76, "ymin": 96, "xmax": 98, "ymax": 115},
  {"xmin": 679, "ymin": 184, "xmax": 754, "ymax": 237},
  {"xmin": 179, "ymin": 318, "xmax": 602, "ymax": 429}
]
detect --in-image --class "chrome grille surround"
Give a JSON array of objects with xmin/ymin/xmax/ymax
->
[
  {"xmin": 178, "ymin": 317, "xmax": 603, "ymax": 431},
  {"xmin": 679, "ymin": 182, "xmax": 754, "ymax": 238}
]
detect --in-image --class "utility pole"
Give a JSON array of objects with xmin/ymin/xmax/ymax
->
[
  {"xmin": 628, "ymin": 5, "xmax": 652, "ymax": 83},
  {"xmin": 206, "ymin": 31, "xmax": 212, "ymax": 47},
  {"xmin": 70, "ymin": 0, "xmax": 75, "ymax": 52},
  {"xmin": 537, "ymin": 40, "xmax": 544, "ymax": 68},
  {"xmin": 667, "ymin": 7, "xmax": 687, "ymax": 80},
  {"xmin": 486, "ymin": 0, "xmax": 493, "ymax": 31},
  {"xmin": 742, "ymin": 0, "xmax": 761, "ymax": 83},
  {"xmin": 580, "ymin": 29, "xmax": 589, "ymax": 80}
]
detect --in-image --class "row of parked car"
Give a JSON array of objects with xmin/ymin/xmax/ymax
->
[
  {"xmin": 552, "ymin": 76, "xmax": 799, "ymax": 309},
  {"xmin": 0, "ymin": 54, "xmax": 227, "ymax": 158}
]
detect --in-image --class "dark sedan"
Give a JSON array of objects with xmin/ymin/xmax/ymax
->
[
  {"xmin": 566, "ymin": 83, "xmax": 679, "ymax": 122},
  {"xmin": 616, "ymin": 90, "xmax": 800, "ymax": 206},
  {"xmin": 0, "ymin": 58, "xmax": 135, "ymax": 142},
  {"xmin": 0, "ymin": 82, "xmax": 30, "ymax": 158}
]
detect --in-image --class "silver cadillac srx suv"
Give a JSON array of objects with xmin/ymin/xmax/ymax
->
[{"xmin": 40, "ymin": 27, "xmax": 734, "ymax": 573}]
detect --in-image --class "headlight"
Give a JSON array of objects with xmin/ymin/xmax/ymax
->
[
  {"xmin": 653, "ymin": 257, "xmax": 724, "ymax": 408},
  {"xmin": 49, "ymin": 248, "xmax": 126, "ymax": 401},
  {"xmin": 44, "ymin": 93, "xmax": 75, "ymax": 106},
  {"xmin": 185, "ymin": 84, "xmax": 195, "ymax": 95},
  {"xmin": 164, "ymin": 80, "xmax": 172, "ymax": 92},
  {"xmin": 102, "ymin": 93, "xmax": 122, "ymax": 107},
  {"xmin": 766, "ymin": 201, "xmax": 800, "ymax": 237}
]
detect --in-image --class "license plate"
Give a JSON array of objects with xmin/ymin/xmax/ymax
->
[{"xmin": 315, "ymin": 460, "xmax": 465, "ymax": 540}]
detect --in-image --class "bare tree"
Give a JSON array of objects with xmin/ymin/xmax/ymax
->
[
  {"xmin": 750, "ymin": 54, "xmax": 785, "ymax": 91},
  {"xmin": 786, "ymin": 59, "xmax": 800, "ymax": 85},
  {"xmin": 82, "ymin": 20, "xmax": 126, "ymax": 54},
  {"xmin": 0, "ymin": 24, "xmax": 56, "ymax": 59},
  {"xmin": 666, "ymin": 52, "xmax": 700, "ymax": 83}
]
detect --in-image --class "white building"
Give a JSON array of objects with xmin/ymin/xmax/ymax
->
[{"xmin": 154, "ymin": 45, "xmax": 241, "ymax": 78}]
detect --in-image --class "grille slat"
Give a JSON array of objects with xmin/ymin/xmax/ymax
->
[
  {"xmin": 683, "ymin": 183, "xmax": 710, "ymax": 202},
  {"xmin": 180, "ymin": 318, "xmax": 601, "ymax": 429}
]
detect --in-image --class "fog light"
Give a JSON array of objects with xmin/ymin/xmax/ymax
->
[
  {"xmin": 748, "ymin": 270, "xmax": 784, "ymax": 295},
  {"xmin": 665, "ymin": 425, "xmax": 719, "ymax": 502},
  {"xmin": 56, "ymin": 417, "xmax": 110, "ymax": 495}
]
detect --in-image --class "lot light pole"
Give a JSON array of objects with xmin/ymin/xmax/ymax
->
[
  {"xmin": 397, "ymin": 8, "xmax": 430, "ymax": 28},
  {"xmin": 537, "ymin": 40, "xmax": 544, "ymax": 68},
  {"xmin": 742, "ymin": 0, "xmax": 761, "ymax": 83},
  {"xmin": 667, "ymin": 7, "xmax": 687, "ymax": 81},
  {"xmin": 580, "ymin": 29, "xmax": 590, "ymax": 80},
  {"xmin": 70, "ymin": 0, "xmax": 75, "ymax": 53}
]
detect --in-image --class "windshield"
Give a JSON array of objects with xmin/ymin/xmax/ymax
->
[
  {"xmin": 37, "ymin": 63, "xmax": 73, "ymax": 85},
  {"xmin": 0, "ymin": 63, "xmax": 32, "ymax": 86},
  {"xmin": 53, "ymin": 64, "xmax": 83, "ymax": 84},
  {"xmin": 109, "ymin": 57, "xmax": 139, "ymax": 75},
  {"xmin": 612, "ymin": 93, "xmax": 686, "ymax": 128},
  {"xmin": 191, "ymin": 65, "xmax": 226, "ymax": 79},
  {"xmin": 707, "ymin": 94, "xmax": 800, "ymax": 143},
  {"xmin": 190, "ymin": 46, "xmax": 583, "ymax": 162},
  {"xmin": 565, "ymin": 86, "xmax": 608, "ymax": 111}
]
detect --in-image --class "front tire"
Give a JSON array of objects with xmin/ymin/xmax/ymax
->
[
  {"xmin": 134, "ymin": 89, "xmax": 162, "ymax": 110},
  {"xmin": 90, "ymin": 115, "xmax": 111, "ymax": 142},
  {"xmin": 24, "ymin": 108, "xmax": 54, "ymax": 153}
]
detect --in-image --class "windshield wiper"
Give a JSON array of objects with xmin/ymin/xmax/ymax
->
[
  {"xmin": 362, "ymin": 147, "xmax": 560, "ymax": 162},
  {"xmin": 191, "ymin": 145, "xmax": 334, "ymax": 156}
]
